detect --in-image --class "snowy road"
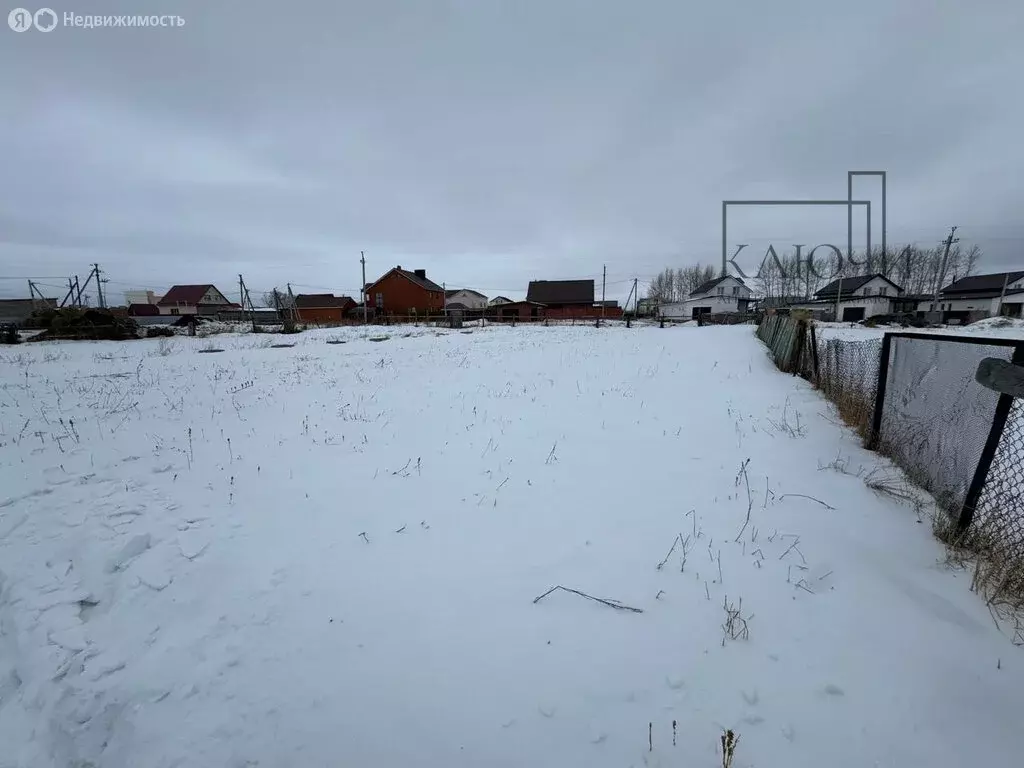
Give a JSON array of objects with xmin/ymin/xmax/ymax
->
[{"xmin": 1, "ymin": 325, "xmax": 1022, "ymax": 767}]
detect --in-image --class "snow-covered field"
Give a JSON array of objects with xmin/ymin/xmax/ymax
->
[{"xmin": 2, "ymin": 326, "xmax": 1022, "ymax": 768}]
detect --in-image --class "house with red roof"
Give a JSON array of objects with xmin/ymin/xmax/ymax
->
[{"xmin": 157, "ymin": 284, "xmax": 235, "ymax": 316}]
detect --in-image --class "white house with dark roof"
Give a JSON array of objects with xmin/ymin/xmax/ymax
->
[
  {"xmin": 783, "ymin": 274, "xmax": 907, "ymax": 321},
  {"xmin": 445, "ymin": 288, "xmax": 488, "ymax": 310},
  {"xmin": 660, "ymin": 276, "xmax": 752, "ymax": 320},
  {"xmin": 917, "ymin": 271, "xmax": 1024, "ymax": 320}
]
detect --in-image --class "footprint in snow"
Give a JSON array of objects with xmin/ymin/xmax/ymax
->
[{"xmin": 823, "ymin": 683, "xmax": 845, "ymax": 697}]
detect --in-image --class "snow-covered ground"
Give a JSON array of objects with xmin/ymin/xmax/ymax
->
[{"xmin": 2, "ymin": 325, "xmax": 1022, "ymax": 768}]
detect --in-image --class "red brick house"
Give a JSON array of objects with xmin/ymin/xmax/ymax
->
[
  {"xmin": 365, "ymin": 266, "xmax": 444, "ymax": 315},
  {"xmin": 294, "ymin": 294, "xmax": 356, "ymax": 323},
  {"xmin": 158, "ymin": 284, "xmax": 234, "ymax": 316}
]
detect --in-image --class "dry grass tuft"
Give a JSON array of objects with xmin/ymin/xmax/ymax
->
[
  {"xmin": 934, "ymin": 512, "xmax": 1024, "ymax": 642},
  {"xmin": 721, "ymin": 596, "xmax": 752, "ymax": 645}
]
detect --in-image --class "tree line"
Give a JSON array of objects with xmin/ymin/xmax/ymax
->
[{"xmin": 647, "ymin": 242, "xmax": 983, "ymax": 303}]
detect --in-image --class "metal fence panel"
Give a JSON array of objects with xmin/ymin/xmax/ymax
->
[
  {"xmin": 973, "ymin": 397, "xmax": 1024, "ymax": 560},
  {"xmin": 817, "ymin": 336, "xmax": 882, "ymax": 438},
  {"xmin": 878, "ymin": 336, "xmax": 1014, "ymax": 512}
]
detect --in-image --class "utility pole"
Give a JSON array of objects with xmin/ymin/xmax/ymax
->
[
  {"xmin": 286, "ymin": 283, "xmax": 299, "ymax": 325},
  {"xmin": 360, "ymin": 251, "xmax": 368, "ymax": 324},
  {"xmin": 239, "ymin": 274, "xmax": 256, "ymax": 330},
  {"xmin": 93, "ymin": 264, "xmax": 105, "ymax": 308},
  {"xmin": 997, "ymin": 272, "xmax": 1010, "ymax": 318},
  {"xmin": 834, "ymin": 277, "xmax": 842, "ymax": 322},
  {"xmin": 28, "ymin": 280, "xmax": 43, "ymax": 308},
  {"xmin": 933, "ymin": 226, "xmax": 959, "ymax": 313},
  {"xmin": 601, "ymin": 264, "xmax": 607, "ymax": 324},
  {"xmin": 61, "ymin": 278, "xmax": 75, "ymax": 307}
]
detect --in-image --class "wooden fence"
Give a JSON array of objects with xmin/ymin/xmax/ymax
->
[{"xmin": 755, "ymin": 313, "xmax": 817, "ymax": 377}]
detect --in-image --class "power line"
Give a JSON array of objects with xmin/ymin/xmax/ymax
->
[{"xmin": 0, "ymin": 276, "xmax": 73, "ymax": 280}]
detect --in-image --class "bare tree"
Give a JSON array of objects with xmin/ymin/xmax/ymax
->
[
  {"xmin": 261, "ymin": 288, "xmax": 295, "ymax": 310},
  {"xmin": 648, "ymin": 263, "xmax": 715, "ymax": 302}
]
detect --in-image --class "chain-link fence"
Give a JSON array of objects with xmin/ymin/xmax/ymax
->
[
  {"xmin": 817, "ymin": 336, "xmax": 882, "ymax": 439},
  {"xmin": 757, "ymin": 317, "xmax": 1024, "ymax": 604},
  {"xmin": 970, "ymin": 397, "xmax": 1024, "ymax": 578},
  {"xmin": 875, "ymin": 336, "xmax": 1015, "ymax": 513}
]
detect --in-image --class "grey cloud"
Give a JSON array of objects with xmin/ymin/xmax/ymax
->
[{"xmin": 2, "ymin": 0, "xmax": 1023, "ymax": 301}]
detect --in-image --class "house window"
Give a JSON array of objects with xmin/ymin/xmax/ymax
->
[
  {"xmin": 170, "ymin": 308, "xmax": 179, "ymax": 315},
  {"xmin": 717, "ymin": 287, "xmax": 724, "ymax": 295},
  {"xmin": 375, "ymin": 293, "xmax": 383, "ymax": 308},
  {"xmin": 732, "ymin": 286, "xmax": 739, "ymax": 295},
  {"xmin": 879, "ymin": 287, "xmax": 888, "ymax": 296}
]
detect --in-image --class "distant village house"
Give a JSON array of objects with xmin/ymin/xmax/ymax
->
[
  {"xmin": 660, "ymin": 276, "xmax": 752, "ymax": 320},
  {"xmin": 445, "ymin": 288, "xmax": 488, "ymax": 310},
  {"xmin": 157, "ymin": 285, "xmax": 235, "ymax": 316},
  {"xmin": 918, "ymin": 271, "xmax": 1024, "ymax": 322},
  {"xmin": 526, "ymin": 279, "xmax": 595, "ymax": 319},
  {"xmin": 364, "ymin": 266, "xmax": 444, "ymax": 315},
  {"xmin": 294, "ymin": 294, "xmax": 356, "ymax": 323}
]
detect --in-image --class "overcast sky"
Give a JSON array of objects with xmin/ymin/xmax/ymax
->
[{"xmin": 2, "ymin": 0, "xmax": 1023, "ymax": 304}]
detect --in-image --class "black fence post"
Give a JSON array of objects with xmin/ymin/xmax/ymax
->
[
  {"xmin": 958, "ymin": 342, "xmax": 1024, "ymax": 533},
  {"xmin": 866, "ymin": 332, "xmax": 893, "ymax": 451}
]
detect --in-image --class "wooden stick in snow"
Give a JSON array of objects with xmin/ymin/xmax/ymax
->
[{"xmin": 532, "ymin": 585, "xmax": 643, "ymax": 613}]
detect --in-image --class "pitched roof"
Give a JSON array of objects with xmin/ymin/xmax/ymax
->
[
  {"xmin": 294, "ymin": 293, "xmax": 354, "ymax": 308},
  {"xmin": 445, "ymin": 288, "xmax": 487, "ymax": 299},
  {"xmin": 401, "ymin": 268, "xmax": 443, "ymax": 292},
  {"xmin": 158, "ymin": 284, "xmax": 229, "ymax": 306},
  {"xmin": 489, "ymin": 296, "xmax": 512, "ymax": 303},
  {"xmin": 941, "ymin": 271, "xmax": 1024, "ymax": 294},
  {"xmin": 368, "ymin": 267, "xmax": 443, "ymax": 293},
  {"xmin": 526, "ymin": 279, "xmax": 594, "ymax": 305},
  {"xmin": 816, "ymin": 274, "xmax": 903, "ymax": 297},
  {"xmin": 693, "ymin": 276, "xmax": 744, "ymax": 294}
]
